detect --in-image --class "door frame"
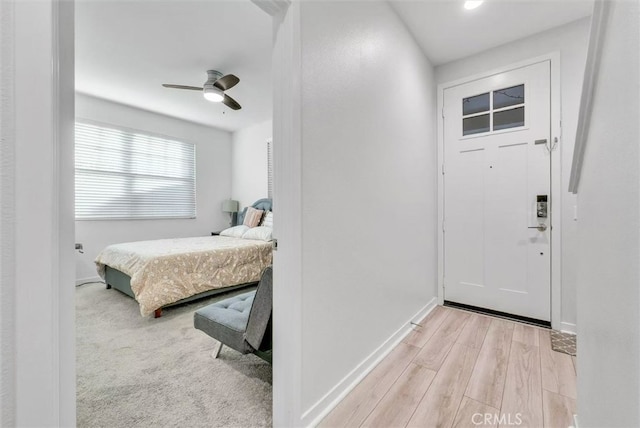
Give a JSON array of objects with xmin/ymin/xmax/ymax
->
[
  {"xmin": 1, "ymin": 0, "xmax": 75, "ymax": 425},
  {"xmin": 437, "ymin": 52, "xmax": 563, "ymax": 330}
]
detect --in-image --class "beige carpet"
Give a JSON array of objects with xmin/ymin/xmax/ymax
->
[{"xmin": 76, "ymin": 282, "xmax": 272, "ymax": 428}]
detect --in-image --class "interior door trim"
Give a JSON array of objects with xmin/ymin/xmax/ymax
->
[{"xmin": 436, "ymin": 52, "xmax": 563, "ymax": 331}]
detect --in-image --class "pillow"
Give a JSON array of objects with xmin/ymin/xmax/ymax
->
[
  {"xmin": 260, "ymin": 211, "xmax": 273, "ymax": 228},
  {"xmin": 243, "ymin": 207, "xmax": 264, "ymax": 228},
  {"xmin": 219, "ymin": 225, "xmax": 249, "ymax": 238},
  {"xmin": 242, "ymin": 226, "xmax": 273, "ymax": 242}
]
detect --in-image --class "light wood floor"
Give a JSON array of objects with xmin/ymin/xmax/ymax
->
[{"xmin": 319, "ymin": 306, "xmax": 576, "ymax": 428}]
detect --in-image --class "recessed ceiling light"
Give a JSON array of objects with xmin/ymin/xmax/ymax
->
[{"xmin": 464, "ymin": 0, "xmax": 484, "ymax": 10}]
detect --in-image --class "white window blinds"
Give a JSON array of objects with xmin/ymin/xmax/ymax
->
[
  {"xmin": 267, "ymin": 138, "xmax": 273, "ymax": 199},
  {"xmin": 75, "ymin": 121, "xmax": 196, "ymax": 220}
]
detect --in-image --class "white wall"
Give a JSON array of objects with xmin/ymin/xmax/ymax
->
[
  {"xmin": 576, "ymin": 1, "xmax": 639, "ymax": 426},
  {"xmin": 231, "ymin": 119, "xmax": 272, "ymax": 210},
  {"xmin": 297, "ymin": 0, "xmax": 437, "ymax": 419},
  {"xmin": 435, "ymin": 18, "xmax": 591, "ymax": 329},
  {"xmin": 75, "ymin": 94, "xmax": 233, "ymax": 282}
]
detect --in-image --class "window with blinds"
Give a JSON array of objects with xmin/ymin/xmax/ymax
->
[
  {"xmin": 267, "ymin": 138, "xmax": 273, "ymax": 199},
  {"xmin": 75, "ymin": 121, "xmax": 196, "ymax": 220}
]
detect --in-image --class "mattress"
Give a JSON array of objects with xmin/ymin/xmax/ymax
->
[{"xmin": 95, "ymin": 236, "xmax": 272, "ymax": 316}]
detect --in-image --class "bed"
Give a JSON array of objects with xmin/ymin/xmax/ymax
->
[{"xmin": 95, "ymin": 199, "xmax": 273, "ymax": 317}]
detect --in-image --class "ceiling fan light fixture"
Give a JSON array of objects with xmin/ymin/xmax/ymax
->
[
  {"xmin": 203, "ymin": 86, "xmax": 224, "ymax": 102},
  {"xmin": 464, "ymin": 0, "xmax": 484, "ymax": 10},
  {"xmin": 163, "ymin": 70, "xmax": 241, "ymax": 110}
]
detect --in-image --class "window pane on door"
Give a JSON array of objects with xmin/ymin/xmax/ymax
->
[
  {"xmin": 493, "ymin": 84, "xmax": 524, "ymax": 109},
  {"xmin": 463, "ymin": 114, "xmax": 490, "ymax": 135},
  {"xmin": 463, "ymin": 93, "xmax": 490, "ymax": 115},
  {"xmin": 493, "ymin": 107, "xmax": 524, "ymax": 131}
]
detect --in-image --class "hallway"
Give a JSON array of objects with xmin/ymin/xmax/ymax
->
[{"xmin": 320, "ymin": 306, "xmax": 576, "ymax": 427}]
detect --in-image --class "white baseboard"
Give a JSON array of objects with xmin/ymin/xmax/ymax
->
[
  {"xmin": 560, "ymin": 322, "xmax": 577, "ymax": 335},
  {"xmin": 571, "ymin": 413, "xmax": 579, "ymax": 428},
  {"xmin": 75, "ymin": 276, "xmax": 102, "ymax": 286},
  {"xmin": 302, "ymin": 297, "xmax": 438, "ymax": 427}
]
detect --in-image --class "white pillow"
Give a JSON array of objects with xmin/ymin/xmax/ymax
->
[
  {"xmin": 219, "ymin": 225, "xmax": 249, "ymax": 238},
  {"xmin": 242, "ymin": 226, "xmax": 273, "ymax": 242},
  {"xmin": 260, "ymin": 211, "xmax": 273, "ymax": 228}
]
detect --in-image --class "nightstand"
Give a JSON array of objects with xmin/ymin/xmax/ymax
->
[{"xmin": 211, "ymin": 231, "xmax": 222, "ymax": 236}]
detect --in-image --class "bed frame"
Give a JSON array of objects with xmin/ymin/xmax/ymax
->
[
  {"xmin": 236, "ymin": 198, "xmax": 272, "ymax": 225},
  {"xmin": 104, "ymin": 198, "xmax": 273, "ymax": 318}
]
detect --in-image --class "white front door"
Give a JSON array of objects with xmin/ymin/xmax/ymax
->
[{"xmin": 443, "ymin": 61, "xmax": 551, "ymax": 321}]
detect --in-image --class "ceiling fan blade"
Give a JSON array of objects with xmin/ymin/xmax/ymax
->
[
  {"xmin": 162, "ymin": 84, "xmax": 203, "ymax": 91},
  {"xmin": 222, "ymin": 94, "xmax": 242, "ymax": 110},
  {"xmin": 213, "ymin": 74, "xmax": 240, "ymax": 91}
]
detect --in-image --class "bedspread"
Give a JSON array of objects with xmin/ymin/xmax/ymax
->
[{"xmin": 95, "ymin": 236, "xmax": 272, "ymax": 316}]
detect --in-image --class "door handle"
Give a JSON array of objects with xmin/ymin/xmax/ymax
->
[{"xmin": 528, "ymin": 225, "xmax": 547, "ymax": 232}]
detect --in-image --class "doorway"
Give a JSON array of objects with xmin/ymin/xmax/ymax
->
[{"xmin": 441, "ymin": 60, "xmax": 553, "ymax": 322}]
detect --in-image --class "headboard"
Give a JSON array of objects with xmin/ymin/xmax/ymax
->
[{"xmin": 236, "ymin": 198, "xmax": 272, "ymax": 226}]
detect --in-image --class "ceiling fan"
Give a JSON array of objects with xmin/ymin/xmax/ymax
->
[{"xmin": 162, "ymin": 70, "xmax": 242, "ymax": 110}]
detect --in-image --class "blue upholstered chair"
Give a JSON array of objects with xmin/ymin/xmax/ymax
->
[{"xmin": 194, "ymin": 266, "xmax": 272, "ymax": 363}]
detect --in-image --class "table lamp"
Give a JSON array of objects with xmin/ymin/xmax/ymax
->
[{"xmin": 222, "ymin": 199, "xmax": 239, "ymax": 226}]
